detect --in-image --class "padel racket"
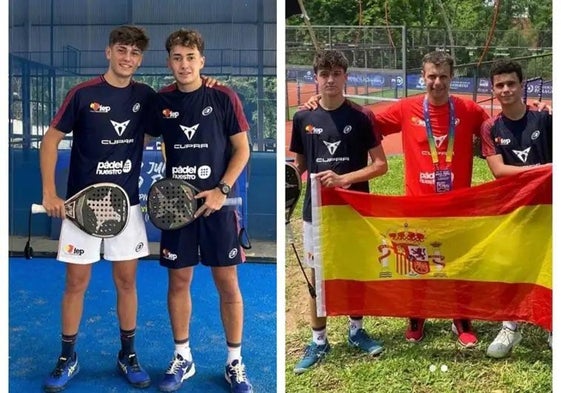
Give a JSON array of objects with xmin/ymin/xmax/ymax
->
[
  {"xmin": 285, "ymin": 162, "xmax": 315, "ymax": 298},
  {"xmin": 285, "ymin": 162, "xmax": 302, "ymax": 224},
  {"xmin": 31, "ymin": 182, "xmax": 130, "ymax": 238},
  {"xmin": 147, "ymin": 178, "xmax": 242, "ymax": 231}
]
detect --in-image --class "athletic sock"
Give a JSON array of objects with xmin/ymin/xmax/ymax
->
[
  {"xmin": 120, "ymin": 328, "xmax": 136, "ymax": 356},
  {"xmin": 226, "ymin": 341, "xmax": 242, "ymax": 365},
  {"xmin": 174, "ymin": 338, "xmax": 193, "ymax": 362},
  {"xmin": 349, "ymin": 317, "xmax": 363, "ymax": 337},
  {"xmin": 312, "ymin": 327, "xmax": 327, "ymax": 345},
  {"xmin": 61, "ymin": 333, "xmax": 78, "ymax": 359}
]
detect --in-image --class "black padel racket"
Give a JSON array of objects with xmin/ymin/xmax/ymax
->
[
  {"xmin": 285, "ymin": 162, "xmax": 302, "ymax": 224},
  {"xmin": 147, "ymin": 178, "xmax": 242, "ymax": 230},
  {"xmin": 285, "ymin": 162, "xmax": 315, "ymax": 298},
  {"xmin": 31, "ymin": 182, "xmax": 130, "ymax": 238}
]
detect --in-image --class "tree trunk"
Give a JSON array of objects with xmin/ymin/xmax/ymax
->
[{"xmin": 434, "ymin": 0, "xmax": 455, "ymax": 60}]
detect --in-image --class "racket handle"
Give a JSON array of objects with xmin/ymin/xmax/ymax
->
[
  {"xmin": 224, "ymin": 197, "xmax": 242, "ymax": 206},
  {"xmin": 31, "ymin": 204, "xmax": 47, "ymax": 214}
]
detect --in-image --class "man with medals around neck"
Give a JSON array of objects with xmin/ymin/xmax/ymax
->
[{"xmin": 373, "ymin": 51, "xmax": 489, "ymax": 347}]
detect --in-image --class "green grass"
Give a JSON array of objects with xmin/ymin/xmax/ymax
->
[{"xmin": 285, "ymin": 155, "xmax": 551, "ymax": 393}]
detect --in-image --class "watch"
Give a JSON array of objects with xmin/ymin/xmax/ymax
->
[{"xmin": 218, "ymin": 180, "xmax": 231, "ymax": 195}]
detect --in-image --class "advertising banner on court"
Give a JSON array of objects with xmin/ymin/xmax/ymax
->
[
  {"xmin": 138, "ymin": 150, "xmax": 167, "ymax": 241},
  {"xmin": 288, "ymin": 67, "xmax": 552, "ymax": 99},
  {"xmin": 310, "ymin": 167, "xmax": 552, "ymax": 330}
]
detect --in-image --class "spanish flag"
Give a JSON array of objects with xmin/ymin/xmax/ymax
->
[{"xmin": 310, "ymin": 166, "xmax": 551, "ymax": 331}]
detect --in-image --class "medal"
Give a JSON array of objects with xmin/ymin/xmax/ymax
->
[
  {"xmin": 423, "ymin": 97, "xmax": 456, "ymax": 193},
  {"xmin": 434, "ymin": 169, "xmax": 452, "ymax": 193}
]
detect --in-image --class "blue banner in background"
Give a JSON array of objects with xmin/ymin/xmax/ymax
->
[
  {"xmin": 477, "ymin": 78, "xmax": 492, "ymax": 94},
  {"xmin": 138, "ymin": 151, "xmax": 166, "ymax": 241},
  {"xmin": 525, "ymin": 79, "xmax": 552, "ymax": 98},
  {"xmin": 288, "ymin": 68, "xmax": 552, "ymax": 99}
]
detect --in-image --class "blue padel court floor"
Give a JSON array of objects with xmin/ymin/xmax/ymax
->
[{"xmin": 9, "ymin": 257, "xmax": 276, "ymax": 392}]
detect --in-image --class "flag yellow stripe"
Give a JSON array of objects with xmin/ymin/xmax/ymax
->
[{"xmin": 319, "ymin": 204, "xmax": 551, "ymax": 288}]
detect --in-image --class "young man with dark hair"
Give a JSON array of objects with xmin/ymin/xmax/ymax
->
[
  {"xmin": 481, "ymin": 59, "xmax": 552, "ymax": 358},
  {"xmin": 146, "ymin": 29, "xmax": 253, "ymax": 393},
  {"xmin": 40, "ymin": 25, "xmax": 154, "ymax": 392},
  {"xmin": 290, "ymin": 49, "xmax": 388, "ymax": 373}
]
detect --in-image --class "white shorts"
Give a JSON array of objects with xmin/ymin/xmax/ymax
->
[
  {"xmin": 57, "ymin": 204, "xmax": 150, "ymax": 264},
  {"xmin": 303, "ymin": 221, "xmax": 315, "ymax": 269}
]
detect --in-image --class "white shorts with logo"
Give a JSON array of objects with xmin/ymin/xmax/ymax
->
[
  {"xmin": 303, "ymin": 221, "xmax": 316, "ymax": 269},
  {"xmin": 57, "ymin": 204, "xmax": 150, "ymax": 264}
]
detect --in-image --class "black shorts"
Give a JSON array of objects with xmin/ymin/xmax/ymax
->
[{"xmin": 159, "ymin": 210, "xmax": 244, "ymax": 269}]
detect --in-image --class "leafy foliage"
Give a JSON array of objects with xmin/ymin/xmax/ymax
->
[{"xmin": 288, "ymin": 0, "xmax": 552, "ymax": 67}]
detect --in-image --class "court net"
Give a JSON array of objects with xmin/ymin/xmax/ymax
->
[
  {"xmin": 344, "ymin": 94, "xmax": 399, "ymax": 114},
  {"xmin": 286, "ymin": 88, "xmax": 401, "ymax": 120}
]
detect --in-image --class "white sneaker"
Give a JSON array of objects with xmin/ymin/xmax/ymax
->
[
  {"xmin": 548, "ymin": 332, "xmax": 552, "ymax": 349},
  {"xmin": 486, "ymin": 326, "xmax": 522, "ymax": 358}
]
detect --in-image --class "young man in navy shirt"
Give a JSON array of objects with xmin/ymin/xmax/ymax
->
[
  {"xmin": 480, "ymin": 59, "xmax": 552, "ymax": 359},
  {"xmin": 289, "ymin": 49, "xmax": 388, "ymax": 373},
  {"xmin": 40, "ymin": 25, "xmax": 155, "ymax": 391},
  {"xmin": 146, "ymin": 29, "xmax": 253, "ymax": 393}
]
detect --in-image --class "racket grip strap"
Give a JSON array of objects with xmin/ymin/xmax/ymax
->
[
  {"xmin": 31, "ymin": 204, "xmax": 47, "ymax": 214},
  {"xmin": 224, "ymin": 197, "xmax": 242, "ymax": 206}
]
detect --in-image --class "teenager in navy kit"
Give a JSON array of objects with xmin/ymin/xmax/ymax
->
[
  {"xmin": 289, "ymin": 50, "xmax": 388, "ymax": 373},
  {"xmin": 480, "ymin": 59, "xmax": 552, "ymax": 359},
  {"xmin": 146, "ymin": 29, "xmax": 252, "ymax": 393},
  {"xmin": 39, "ymin": 26, "xmax": 154, "ymax": 391}
]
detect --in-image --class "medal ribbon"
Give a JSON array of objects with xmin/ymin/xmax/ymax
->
[{"xmin": 423, "ymin": 97, "xmax": 456, "ymax": 168}]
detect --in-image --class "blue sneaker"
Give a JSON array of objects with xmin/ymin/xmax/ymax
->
[
  {"xmin": 117, "ymin": 351, "xmax": 151, "ymax": 388},
  {"xmin": 348, "ymin": 328, "xmax": 384, "ymax": 355},
  {"xmin": 158, "ymin": 353, "xmax": 196, "ymax": 392},
  {"xmin": 43, "ymin": 353, "xmax": 80, "ymax": 392},
  {"xmin": 224, "ymin": 359, "xmax": 253, "ymax": 393},
  {"xmin": 293, "ymin": 341, "xmax": 331, "ymax": 374}
]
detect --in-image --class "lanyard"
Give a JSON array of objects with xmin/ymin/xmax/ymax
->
[{"xmin": 423, "ymin": 97, "xmax": 456, "ymax": 166}]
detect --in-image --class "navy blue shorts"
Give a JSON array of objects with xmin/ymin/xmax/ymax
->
[{"xmin": 159, "ymin": 210, "xmax": 244, "ymax": 269}]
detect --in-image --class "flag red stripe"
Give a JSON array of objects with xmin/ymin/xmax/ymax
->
[
  {"xmin": 324, "ymin": 279, "xmax": 551, "ymax": 331},
  {"xmin": 320, "ymin": 166, "xmax": 551, "ymax": 218}
]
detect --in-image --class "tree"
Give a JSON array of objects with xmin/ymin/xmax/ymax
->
[{"xmin": 287, "ymin": 0, "xmax": 552, "ymax": 69}]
